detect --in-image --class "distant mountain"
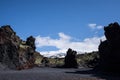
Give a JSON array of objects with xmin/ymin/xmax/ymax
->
[
  {"xmin": 44, "ymin": 51, "xmax": 88, "ymax": 58},
  {"xmin": 50, "ymin": 53, "xmax": 66, "ymax": 58}
]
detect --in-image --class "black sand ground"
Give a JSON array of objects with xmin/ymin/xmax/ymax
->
[{"xmin": 0, "ymin": 67, "xmax": 119, "ymax": 80}]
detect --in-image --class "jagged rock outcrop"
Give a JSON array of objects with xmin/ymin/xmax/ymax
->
[
  {"xmin": 0, "ymin": 25, "xmax": 39, "ymax": 70},
  {"xmin": 0, "ymin": 25, "xmax": 20, "ymax": 69},
  {"xmin": 98, "ymin": 22, "xmax": 120, "ymax": 72},
  {"xmin": 26, "ymin": 36, "xmax": 36, "ymax": 51},
  {"xmin": 63, "ymin": 48, "xmax": 78, "ymax": 68}
]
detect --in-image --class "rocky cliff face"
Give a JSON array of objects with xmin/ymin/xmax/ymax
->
[
  {"xmin": 98, "ymin": 22, "xmax": 120, "ymax": 72},
  {"xmin": 0, "ymin": 25, "xmax": 39, "ymax": 70}
]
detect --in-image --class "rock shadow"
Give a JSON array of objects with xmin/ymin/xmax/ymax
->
[{"xmin": 65, "ymin": 68, "xmax": 120, "ymax": 80}]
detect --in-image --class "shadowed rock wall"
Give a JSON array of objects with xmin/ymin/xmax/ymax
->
[
  {"xmin": 98, "ymin": 22, "xmax": 120, "ymax": 72},
  {"xmin": 0, "ymin": 25, "xmax": 38, "ymax": 70}
]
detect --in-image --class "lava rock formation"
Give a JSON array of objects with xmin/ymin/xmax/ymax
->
[
  {"xmin": 0, "ymin": 25, "xmax": 39, "ymax": 70},
  {"xmin": 98, "ymin": 22, "xmax": 120, "ymax": 72},
  {"xmin": 63, "ymin": 48, "xmax": 78, "ymax": 68}
]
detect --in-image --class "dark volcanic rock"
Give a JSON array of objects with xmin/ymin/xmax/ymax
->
[
  {"xmin": 26, "ymin": 36, "xmax": 36, "ymax": 51},
  {"xmin": 63, "ymin": 48, "xmax": 78, "ymax": 68},
  {"xmin": 98, "ymin": 22, "xmax": 120, "ymax": 72},
  {"xmin": 0, "ymin": 25, "xmax": 20, "ymax": 69},
  {"xmin": 0, "ymin": 25, "xmax": 38, "ymax": 70}
]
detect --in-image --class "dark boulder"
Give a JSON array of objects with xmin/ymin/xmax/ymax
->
[
  {"xmin": 41, "ymin": 57, "xmax": 50, "ymax": 67},
  {"xmin": 63, "ymin": 48, "xmax": 78, "ymax": 68},
  {"xmin": 26, "ymin": 36, "xmax": 36, "ymax": 51}
]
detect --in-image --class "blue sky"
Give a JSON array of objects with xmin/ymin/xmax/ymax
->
[{"xmin": 0, "ymin": 0, "xmax": 120, "ymax": 56}]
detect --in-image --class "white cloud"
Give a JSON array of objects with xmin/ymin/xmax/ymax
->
[
  {"xmin": 97, "ymin": 26, "xmax": 103, "ymax": 29},
  {"xmin": 58, "ymin": 32, "xmax": 71, "ymax": 40},
  {"xmin": 35, "ymin": 32, "xmax": 106, "ymax": 57},
  {"xmin": 88, "ymin": 23, "xmax": 103, "ymax": 30},
  {"xmin": 35, "ymin": 32, "xmax": 71, "ymax": 49},
  {"xmin": 88, "ymin": 24, "xmax": 97, "ymax": 29}
]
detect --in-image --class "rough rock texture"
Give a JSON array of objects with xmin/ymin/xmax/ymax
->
[
  {"xmin": 63, "ymin": 48, "xmax": 78, "ymax": 68},
  {"xmin": 0, "ymin": 25, "xmax": 20, "ymax": 69},
  {"xmin": 98, "ymin": 22, "xmax": 120, "ymax": 72},
  {"xmin": 18, "ymin": 37, "xmax": 35, "ymax": 70},
  {"xmin": 0, "ymin": 25, "xmax": 39, "ymax": 70}
]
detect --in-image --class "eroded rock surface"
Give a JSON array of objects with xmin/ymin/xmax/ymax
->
[{"xmin": 0, "ymin": 25, "xmax": 39, "ymax": 70}]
